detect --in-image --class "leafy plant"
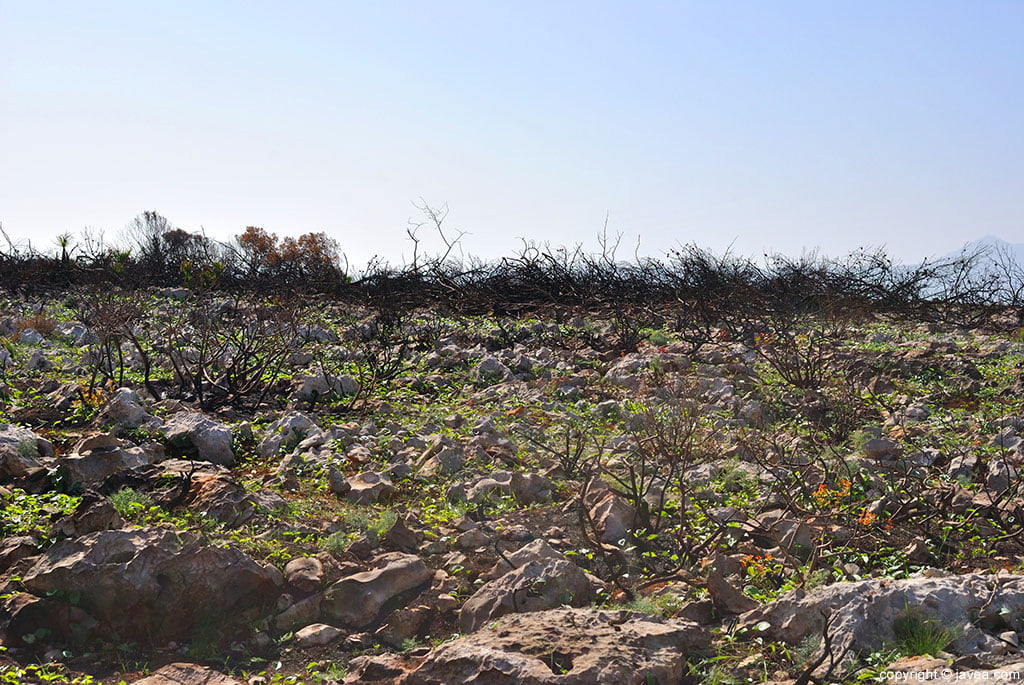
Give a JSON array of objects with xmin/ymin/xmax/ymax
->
[
  {"xmin": 0, "ymin": 489, "xmax": 81, "ymax": 540},
  {"xmin": 107, "ymin": 488, "xmax": 155, "ymax": 520}
]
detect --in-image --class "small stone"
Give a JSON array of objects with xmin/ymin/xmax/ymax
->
[
  {"xmin": 456, "ymin": 529, "xmax": 491, "ymax": 549},
  {"xmin": 864, "ymin": 438, "xmax": 898, "ymax": 460},
  {"xmin": 295, "ymin": 623, "xmax": 343, "ymax": 648},
  {"xmin": 284, "ymin": 557, "xmax": 324, "ymax": 594},
  {"xmin": 999, "ymin": 630, "xmax": 1021, "ymax": 649},
  {"xmin": 327, "ymin": 466, "xmax": 351, "ymax": 496}
]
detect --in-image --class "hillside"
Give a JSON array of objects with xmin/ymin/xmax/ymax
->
[{"xmin": 0, "ymin": 272, "xmax": 1023, "ymax": 683}]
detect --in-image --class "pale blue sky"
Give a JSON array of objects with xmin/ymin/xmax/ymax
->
[{"xmin": 2, "ymin": 2, "xmax": 1022, "ymax": 267}]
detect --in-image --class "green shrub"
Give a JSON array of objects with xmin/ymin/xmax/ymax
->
[
  {"xmin": 323, "ymin": 531, "xmax": 350, "ymax": 557},
  {"xmin": 108, "ymin": 488, "xmax": 155, "ymax": 520},
  {"xmin": 16, "ymin": 438, "xmax": 38, "ymax": 460}
]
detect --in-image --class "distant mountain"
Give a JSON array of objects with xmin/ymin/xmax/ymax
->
[{"xmin": 941, "ymin": 235, "xmax": 1024, "ymax": 265}]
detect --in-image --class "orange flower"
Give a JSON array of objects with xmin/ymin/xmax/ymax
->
[{"xmin": 857, "ymin": 509, "xmax": 877, "ymax": 527}]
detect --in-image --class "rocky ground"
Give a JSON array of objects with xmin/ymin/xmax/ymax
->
[{"xmin": 0, "ymin": 289, "xmax": 1023, "ymax": 683}]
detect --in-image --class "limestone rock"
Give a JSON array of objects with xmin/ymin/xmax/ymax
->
[
  {"xmin": 460, "ymin": 557, "xmax": 603, "ymax": 633},
  {"xmin": 295, "ymin": 622, "xmax": 343, "ymax": 648},
  {"xmin": 345, "ymin": 471, "xmax": 394, "ymax": 505},
  {"xmin": 738, "ymin": 573, "xmax": 1024, "ymax": 671},
  {"xmin": 346, "ymin": 608, "xmax": 710, "ymax": 684},
  {"xmin": 96, "ymin": 388, "xmax": 162, "ymax": 430},
  {"xmin": 321, "ymin": 553, "xmax": 432, "ymax": 628},
  {"xmin": 131, "ymin": 662, "xmax": 243, "ymax": 684},
  {"xmin": 22, "ymin": 527, "xmax": 281, "ymax": 643},
  {"xmin": 162, "ymin": 412, "xmax": 235, "ymax": 465},
  {"xmin": 285, "ymin": 557, "xmax": 324, "ymax": 594}
]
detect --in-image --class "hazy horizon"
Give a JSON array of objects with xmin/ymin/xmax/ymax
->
[{"xmin": 3, "ymin": 2, "xmax": 1022, "ymax": 267}]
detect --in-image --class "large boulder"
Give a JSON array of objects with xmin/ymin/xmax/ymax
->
[
  {"xmin": 345, "ymin": 471, "xmax": 394, "ymax": 505},
  {"xmin": 460, "ymin": 557, "xmax": 603, "ymax": 633},
  {"xmin": 737, "ymin": 573, "xmax": 1024, "ymax": 671},
  {"xmin": 346, "ymin": 608, "xmax": 710, "ymax": 684},
  {"xmin": 162, "ymin": 412, "xmax": 235, "ymax": 465},
  {"xmin": 21, "ymin": 527, "xmax": 281, "ymax": 643},
  {"xmin": 588, "ymin": 490, "xmax": 636, "ymax": 544},
  {"xmin": 0, "ymin": 423, "xmax": 54, "ymax": 479},
  {"xmin": 483, "ymin": 539, "xmax": 564, "ymax": 581},
  {"xmin": 463, "ymin": 471, "xmax": 554, "ymax": 506},
  {"xmin": 131, "ymin": 662, "xmax": 243, "ymax": 684},
  {"xmin": 321, "ymin": 553, "xmax": 432, "ymax": 628},
  {"xmin": 96, "ymin": 388, "xmax": 162, "ymax": 430},
  {"xmin": 258, "ymin": 411, "xmax": 321, "ymax": 459},
  {"xmin": 184, "ymin": 475, "xmax": 284, "ymax": 527},
  {"xmin": 60, "ymin": 435, "xmax": 164, "ymax": 484},
  {"xmin": 291, "ymin": 372, "xmax": 359, "ymax": 402}
]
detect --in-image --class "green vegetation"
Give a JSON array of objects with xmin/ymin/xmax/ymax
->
[{"xmin": 0, "ymin": 240, "xmax": 1022, "ymax": 682}]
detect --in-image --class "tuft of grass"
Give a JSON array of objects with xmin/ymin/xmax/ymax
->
[
  {"xmin": 620, "ymin": 593, "xmax": 684, "ymax": 618},
  {"xmin": 892, "ymin": 614, "xmax": 959, "ymax": 657},
  {"xmin": 793, "ymin": 634, "xmax": 822, "ymax": 667}
]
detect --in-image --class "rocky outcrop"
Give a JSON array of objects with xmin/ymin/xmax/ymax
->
[
  {"xmin": 345, "ymin": 471, "xmax": 394, "ymax": 505},
  {"xmin": 738, "ymin": 573, "xmax": 1024, "ymax": 670},
  {"xmin": 0, "ymin": 423, "xmax": 54, "ymax": 478},
  {"xmin": 61, "ymin": 434, "xmax": 165, "ymax": 484},
  {"xmin": 131, "ymin": 662, "xmax": 243, "ymax": 684},
  {"xmin": 346, "ymin": 608, "xmax": 710, "ymax": 684},
  {"xmin": 96, "ymin": 388, "xmax": 162, "ymax": 430},
  {"xmin": 21, "ymin": 527, "xmax": 281, "ymax": 643},
  {"xmin": 258, "ymin": 411, "xmax": 320, "ymax": 459},
  {"xmin": 460, "ymin": 557, "xmax": 603, "ymax": 633},
  {"xmin": 321, "ymin": 553, "xmax": 433, "ymax": 628},
  {"xmin": 162, "ymin": 412, "xmax": 235, "ymax": 465}
]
